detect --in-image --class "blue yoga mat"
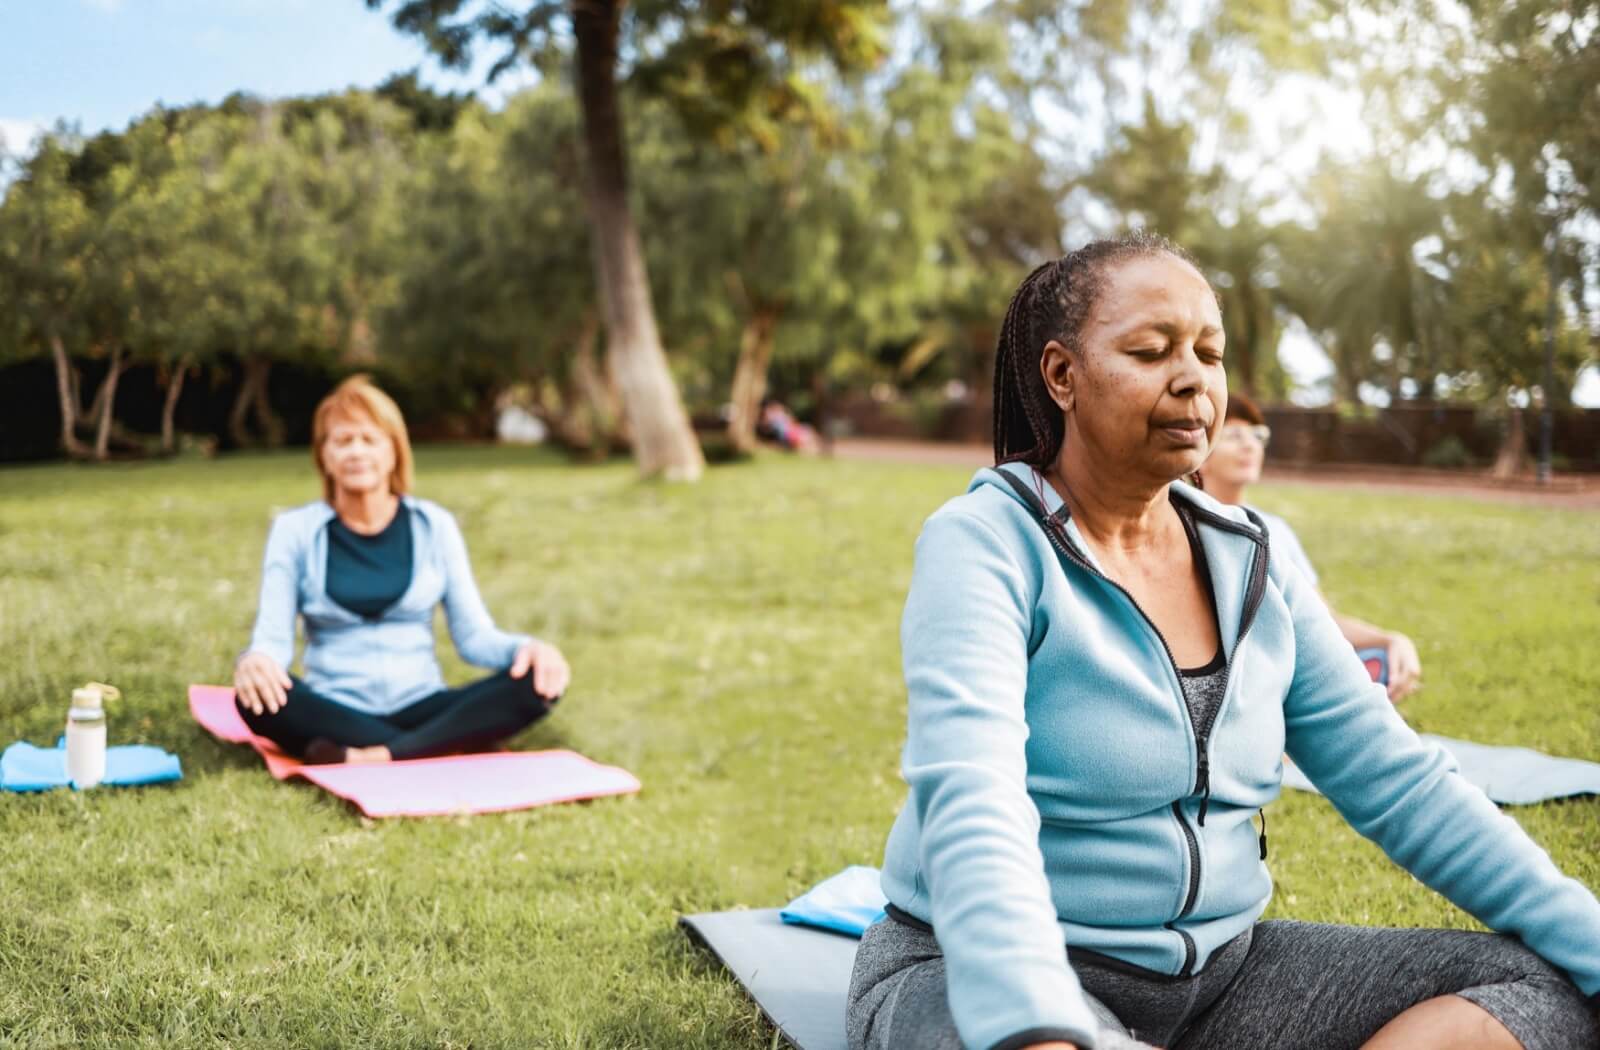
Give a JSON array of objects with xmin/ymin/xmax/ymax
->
[
  {"xmin": 1283, "ymin": 734, "xmax": 1600, "ymax": 805},
  {"xmin": 1, "ymin": 740, "xmax": 183, "ymax": 792}
]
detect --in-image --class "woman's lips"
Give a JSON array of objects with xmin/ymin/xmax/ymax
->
[{"xmin": 1157, "ymin": 421, "xmax": 1206, "ymax": 446}]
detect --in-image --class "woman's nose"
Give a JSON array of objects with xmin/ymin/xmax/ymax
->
[{"xmin": 1168, "ymin": 345, "xmax": 1208, "ymax": 397}]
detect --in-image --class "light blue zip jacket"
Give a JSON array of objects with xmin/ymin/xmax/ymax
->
[
  {"xmin": 879, "ymin": 463, "xmax": 1600, "ymax": 1050},
  {"xmin": 246, "ymin": 496, "xmax": 532, "ymax": 715}
]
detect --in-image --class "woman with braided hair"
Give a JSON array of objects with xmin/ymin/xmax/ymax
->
[
  {"xmin": 847, "ymin": 233, "xmax": 1600, "ymax": 1050},
  {"xmin": 1201, "ymin": 391, "xmax": 1422, "ymax": 701}
]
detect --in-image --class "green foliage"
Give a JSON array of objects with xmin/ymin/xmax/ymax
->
[
  {"xmin": 369, "ymin": 0, "xmax": 891, "ymax": 144},
  {"xmin": 0, "ymin": 135, "xmax": 93, "ymax": 362},
  {"xmin": 1070, "ymin": 0, "xmax": 1599, "ymax": 410},
  {"xmin": 1421, "ymin": 433, "xmax": 1474, "ymax": 468},
  {"xmin": 377, "ymin": 89, "xmax": 593, "ymax": 415},
  {"xmin": 0, "ymin": 451, "xmax": 1595, "ymax": 1045}
]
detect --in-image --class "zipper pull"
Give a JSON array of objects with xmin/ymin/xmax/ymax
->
[
  {"xmin": 1195, "ymin": 754, "xmax": 1210, "ymax": 826},
  {"xmin": 1258, "ymin": 809, "xmax": 1269, "ymax": 860}
]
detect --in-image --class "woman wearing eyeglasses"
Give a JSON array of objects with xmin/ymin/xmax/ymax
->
[{"xmin": 1200, "ymin": 393, "xmax": 1422, "ymax": 701}]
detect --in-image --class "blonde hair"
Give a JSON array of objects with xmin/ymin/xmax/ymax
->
[{"xmin": 311, "ymin": 375, "xmax": 414, "ymax": 503}]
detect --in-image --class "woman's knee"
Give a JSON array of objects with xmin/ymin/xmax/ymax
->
[
  {"xmin": 846, "ymin": 921, "xmax": 960, "ymax": 1050},
  {"xmin": 494, "ymin": 669, "xmax": 561, "ymax": 708},
  {"xmin": 1455, "ymin": 954, "xmax": 1600, "ymax": 1050},
  {"xmin": 233, "ymin": 693, "xmax": 272, "ymax": 731}
]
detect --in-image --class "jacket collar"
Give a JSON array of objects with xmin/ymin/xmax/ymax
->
[{"xmin": 982, "ymin": 462, "xmax": 1271, "ymax": 656}]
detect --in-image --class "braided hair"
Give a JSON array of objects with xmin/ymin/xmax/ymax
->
[{"xmin": 993, "ymin": 231, "xmax": 1205, "ymax": 468}]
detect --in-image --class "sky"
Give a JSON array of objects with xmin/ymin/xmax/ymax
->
[
  {"xmin": 0, "ymin": 0, "xmax": 501, "ymax": 151},
  {"xmin": 2, "ymin": 0, "xmax": 1594, "ymax": 407}
]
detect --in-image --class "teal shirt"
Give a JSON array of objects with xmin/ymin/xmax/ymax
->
[
  {"xmin": 326, "ymin": 506, "xmax": 414, "ymax": 620},
  {"xmin": 879, "ymin": 463, "xmax": 1600, "ymax": 1050}
]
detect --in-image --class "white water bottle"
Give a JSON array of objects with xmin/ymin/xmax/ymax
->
[{"xmin": 66, "ymin": 682, "xmax": 118, "ymax": 790}]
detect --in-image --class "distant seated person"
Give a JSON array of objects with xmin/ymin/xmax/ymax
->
[
  {"xmin": 758, "ymin": 397, "xmax": 820, "ymax": 453},
  {"xmin": 1202, "ymin": 393, "xmax": 1421, "ymax": 700},
  {"xmin": 232, "ymin": 375, "xmax": 570, "ymax": 765}
]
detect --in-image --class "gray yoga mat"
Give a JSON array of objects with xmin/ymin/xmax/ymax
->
[
  {"xmin": 1283, "ymin": 734, "xmax": 1600, "ymax": 805},
  {"xmin": 681, "ymin": 908, "xmax": 857, "ymax": 1050}
]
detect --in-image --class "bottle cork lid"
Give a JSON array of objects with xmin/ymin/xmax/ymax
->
[{"xmin": 72, "ymin": 683, "xmax": 120, "ymax": 709}]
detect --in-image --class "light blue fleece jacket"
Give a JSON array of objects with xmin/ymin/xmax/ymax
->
[
  {"xmin": 879, "ymin": 462, "xmax": 1600, "ymax": 1050},
  {"xmin": 246, "ymin": 496, "xmax": 532, "ymax": 715}
]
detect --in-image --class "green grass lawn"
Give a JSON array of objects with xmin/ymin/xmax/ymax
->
[{"xmin": 2, "ymin": 448, "xmax": 1597, "ymax": 1048}]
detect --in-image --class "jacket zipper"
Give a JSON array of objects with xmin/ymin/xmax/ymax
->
[
  {"xmin": 1175, "ymin": 506, "xmax": 1271, "ymax": 828},
  {"xmin": 993, "ymin": 469, "xmax": 1270, "ymax": 975}
]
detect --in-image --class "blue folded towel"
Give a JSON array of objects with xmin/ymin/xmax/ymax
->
[
  {"xmin": 780, "ymin": 865, "xmax": 887, "ymax": 938},
  {"xmin": 1, "ymin": 740, "xmax": 183, "ymax": 792}
]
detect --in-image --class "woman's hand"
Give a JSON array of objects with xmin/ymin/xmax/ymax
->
[
  {"xmin": 1023, "ymin": 1031, "xmax": 1163, "ymax": 1049},
  {"xmin": 511, "ymin": 640, "xmax": 570, "ymax": 699},
  {"xmin": 234, "ymin": 651, "xmax": 292, "ymax": 715},
  {"xmin": 1384, "ymin": 632, "xmax": 1422, "ymax": 702}
]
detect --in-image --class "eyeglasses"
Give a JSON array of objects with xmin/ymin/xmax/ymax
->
[{"xmin": 1218, "ymin": 424, "xmax": 1272, "ymax": 448}]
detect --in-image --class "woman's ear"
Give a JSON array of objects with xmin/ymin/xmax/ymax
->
[{"xmin": 1040, "ymin": 338, "xmax": 1075, "ymax": 414}]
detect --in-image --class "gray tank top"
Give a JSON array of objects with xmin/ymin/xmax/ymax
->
[{"xmin": 1176, "ymin": 502, "xmax": 1227, "ymax": 730}]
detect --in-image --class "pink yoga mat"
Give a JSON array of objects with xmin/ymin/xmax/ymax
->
[{"xmin": 189, "ymin": 684, "xmax": 641, "ymax": 818}]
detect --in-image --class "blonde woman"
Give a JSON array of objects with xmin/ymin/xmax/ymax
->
[{"xmin": 233, "ymin": 376, "xmax": 569, "ymax": 764}]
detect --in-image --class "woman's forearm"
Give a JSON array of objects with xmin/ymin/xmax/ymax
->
[
  {"xmin": 247, "ymin": 518, "xmax": 300, "ymax": 668},
  {"xmin": 1327, "ymin": 607, "xmax": 1392, "ymax": 650}
]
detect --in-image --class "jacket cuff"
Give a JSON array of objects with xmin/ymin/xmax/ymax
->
[
  {"xmin": 239, "ymin": 643, "xmax": 287, "ymax": 669},
  {"xmin": 990, "ymin": 1026, "xmax": 1092, "ymax": 1050}
]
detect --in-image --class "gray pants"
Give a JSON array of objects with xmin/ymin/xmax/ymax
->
[{"xmin": 847, "ymin": 915, "xmax": 1599, "ymax": 1050}]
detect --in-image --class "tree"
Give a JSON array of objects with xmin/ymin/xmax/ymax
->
[
  {"xmin": 1262, "ymin": 0, "xmax": 1600, "ymax": 421},
  {"xmin": 379, "ymin": 90, "xmax": 606, "ymax": 447},
  {"xmin": 638, "ymin": 106, "xmax": 847, "ymax": 452},
  {"xmin": 1078, "ymin": 97, "xmax": 1289, "ymax": 398},
  {"xmin": 1277, "ymin": 165, "xmax": 1459, "ymax": 407},
  {"xmin": 367, "ymin": 0, "xmax": 889, "ymax": 480},
  {"xmin": 633, "ymin": 8, "xmax": 1064, "ymax": 452},
  {"xmin": 0, "ymin": 136, "xmax": 94, "ymax": 457},
  {"xmin": 869, "ymin": 13, "xmax": 1064, "ymax": 405},
  {"xmin": 98, "ymin": 115, "xmax": 210, "ymax": 455},
  {"xmin": 179, "ymin": 104, "xmax": 347, "ymax": 448}
]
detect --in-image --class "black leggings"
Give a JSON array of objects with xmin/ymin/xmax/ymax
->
[{"xmin": 236, "ymin": 671, "xmax": 558, "ymax": 761}]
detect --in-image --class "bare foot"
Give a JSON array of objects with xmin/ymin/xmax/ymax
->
[{"xmin": 344, "ymin": 745, "xmax": 393, "ymax": 764}]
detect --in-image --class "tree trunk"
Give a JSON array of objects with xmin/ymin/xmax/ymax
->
[
  {"xmin": 727, "ymin": 307, "xmax": 782, "ymax": 454},
  {"xmin": 251, "ymin": 358, "xmax": 286, "ymax": 448},
  {"xmin": 811, "ymin": 369, "xmax": 834, "ymax": 456},
  {"xmin": 1491, "ymin": 406, "xmax": 1529, "ymax": 479},
  {"xmin": 568, "ymin": 309, "xmax": 620, "ymax": 455},
  {"xmin": 602, "ymin": 347, "xmax": 631, "ymax": 449},
  {"xmin": 533, "ymin": 386, "xmax": 596, "ymax": 453},
  {"xmin": 161, "ymin": 356, "xmax": 192, "ymax": 454},
  {"xmin": 93, "ymin": 343, "xmax": 125, "ymax": 462},
  {"xmin": 573, "ymin": 0, "xmax": 704, "ymax": 481},
  {"xmin": 48, "ymin": 331, "xmax": 89, "ymax": 458},
  {"xmin": 1235, "ymin": 283, "xmax": 1259, "ymax": 399},
  {"xmin": 229, "ymin": 356, "xmax": 257, "ymax": 447},
  {"xmin": 229, "ymin": 355, "xmax": 271, "ymax": 448}
]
